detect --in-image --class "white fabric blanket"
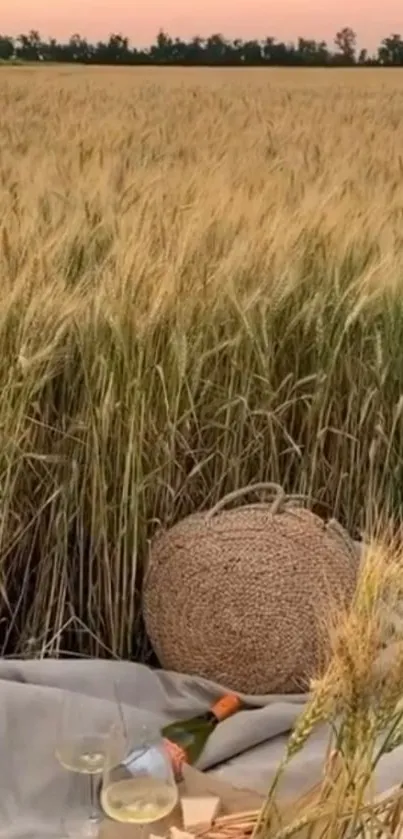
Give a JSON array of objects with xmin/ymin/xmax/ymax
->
[{"xmin": 0, "ymin": 658, "xmax": 402, "ymax": 837}]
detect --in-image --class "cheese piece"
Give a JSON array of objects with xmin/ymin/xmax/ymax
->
[
  {"xmin": 180, "ymin": 796, "xmax": 221, "ymax": 830},
  {"xmin": 169, "ymin": 828, "xmax": 194, "ymax": 839}
]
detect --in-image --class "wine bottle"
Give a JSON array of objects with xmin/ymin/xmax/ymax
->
[{"xmin": 162, "ymin": 693, "xmax": 242, "ymax": 778}]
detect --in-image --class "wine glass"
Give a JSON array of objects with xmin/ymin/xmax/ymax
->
[
  {"xmin": 55, "ymin": 688, "xmax": 126, "ymax": 837},
  {"xmin": 100, "ymin": 725, "xmax": 179, "ymax": 832}
]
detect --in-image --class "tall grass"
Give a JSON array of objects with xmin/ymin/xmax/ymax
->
[{"xmin": 1, "ymin": 66, "xmax": 403, "ymax": 657}]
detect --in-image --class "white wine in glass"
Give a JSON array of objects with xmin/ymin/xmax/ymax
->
[
  {"xmin": 56, "ymin": 733, "xmax": 123, "ymax": 775},
  {"xmin": 100, "ymin": 728, "xmax": 178, "ymax": 825}
]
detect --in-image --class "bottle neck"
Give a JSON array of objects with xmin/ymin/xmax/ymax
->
[
  {"xmin": 200, "ymin": 710, "xmax": 219, "ymax": 724},
  {"xmin": 196, "ymin": 706, "xmax": 239, "ymax": 725}
]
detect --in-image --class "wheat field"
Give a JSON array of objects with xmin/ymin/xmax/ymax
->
[{"xmin": 1, "ymin": 65, "xmax": 403, "ymax": 657}]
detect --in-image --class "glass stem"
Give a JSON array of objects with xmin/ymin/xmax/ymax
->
[{"xmin": 89, "ymin": 774, "xmax": 99, "ymax": 823}]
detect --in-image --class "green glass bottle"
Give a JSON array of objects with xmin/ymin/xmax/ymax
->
[{"xmin": 162, "ymin": 693, "xmax": 242, "ymax": 778}]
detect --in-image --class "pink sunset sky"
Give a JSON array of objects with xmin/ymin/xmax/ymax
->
[{"xmin": 2, "ymin": 0, "xmax": 401, "ymax": 52}]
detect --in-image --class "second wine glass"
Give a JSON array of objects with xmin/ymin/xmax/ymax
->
[{"xmin": 100, "ymin": 725, "xmax": 179, "ymax": 828}]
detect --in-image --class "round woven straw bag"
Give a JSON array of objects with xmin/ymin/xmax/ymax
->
[{"xmin": 143, "ymin": 483, "xmax": 361, "ymax": 694}]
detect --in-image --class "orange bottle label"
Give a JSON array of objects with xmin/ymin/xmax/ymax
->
[
  {"xmin": 163, "ymin": 737, "xmax": 187, "ymax": 779},
  {"xmin": 211, "ymin": 693, "xmax": 241, "ymax": 721}
]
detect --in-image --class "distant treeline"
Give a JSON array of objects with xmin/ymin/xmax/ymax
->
[{"xmin": 2, "ymin": 27, "xmax": 403, "ymax": 67}]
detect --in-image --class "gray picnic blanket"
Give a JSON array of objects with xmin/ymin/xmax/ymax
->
[{"xmin": 0, "ymin": 658, "xmax": 402, "ymax": 836}]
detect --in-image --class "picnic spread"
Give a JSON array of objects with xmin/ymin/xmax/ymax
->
[{"xmin": 1, "ymin": 658, "xmax": 403, "ymax": 837}]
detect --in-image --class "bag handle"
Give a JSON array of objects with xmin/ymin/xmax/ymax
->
[{"xmin": 206, "ymin": 482, "xmax": 307, "ymax": 520}]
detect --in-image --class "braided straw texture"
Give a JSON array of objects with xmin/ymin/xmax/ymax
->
[{"xmin": 143, "ymin": 485, "xmax": 360, "ymax": 694}]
